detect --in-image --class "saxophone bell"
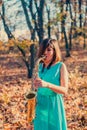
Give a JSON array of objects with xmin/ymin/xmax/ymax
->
[{"xmin": 26, "ymin": 91, "xmax": 36, "ymax": 124}]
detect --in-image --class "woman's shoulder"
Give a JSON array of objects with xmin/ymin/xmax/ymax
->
[
  {"xmin": 56, "ymin": 61, "xmax": 67, "ymax": 71},
  {"xmin": 60, "ymin": 62, "xmax": 68, "ymax": 74},
  {"xmin": 50, "ymin": 61, "xmax": 63, "ymax": 70},
  {"xmin": 54, "ymin": 61, "xmax": 63, "ymax": 67},
  {"xmin": 60, "ymin": 62, "xmax": 67, "ymax": 68}
]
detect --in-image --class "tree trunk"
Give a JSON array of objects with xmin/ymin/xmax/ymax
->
[
  {"xmin": 78, "ymin": 0, "xmax": 82, "ymax": 28},
  {"xmin": 63, "ymin": 26, "xmax": 70, "ymax": 57},
  {"xmin": 29, "ymin": 44, "xmax": 35, "ymax": 78},
  {"xmin": 46, "ymin": 6, "xmax": 51, "ymax": 38},
  {"xmin": 21, "ymin": 0, "xmax": 36, "ymax": 78},
  {"xmin": 83, "ymin": 1, "xmax": 87, "ymax": 49},
  {"xmin": 1, "ymin": 4, "xmax": 14, "ymax": 39},
  {"xmin": 34, "ymin": 0, "xmax": 45, "ymax": 44},
  {"xmin": 62, "ymin": 0, "xmax": 70, "ymax": 57},
  {"xmin": 68, "ymin": 0, "xmax": 73, "ymax": 50}
]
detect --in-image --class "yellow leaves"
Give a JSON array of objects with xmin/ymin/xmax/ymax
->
[
  {"xmin": 4, "ymin": 123, "xmax": 11, "ymax": 130},
  {"xmin": 0, "ymin": 40, "xmax": 6, "ymax": 51},
  {"xmin": 16, "ymin": 39, "xmax": 33, "ymax": 49},
  {"xmin": 0, "ymin": 47, "xmax": 87, "ymax": 129},
  {"xmin": 65, "ymin": 53, "xmax": 87, "ymax": 129},
  {"xmin": 2, "ymin": 93, "xmax": 10, "ymax": 104},
  {"xmin": 8, "ymin": 39, "xmax": 15, "ymax": 46},
  {"xmin": 56, "ymin": 11, "xmax": 68, "ymax": 22},
  {"xmin": 0, "ymin": 86, "xmax": 11, "ymax": 104},
  {"xmin": 0, "ymin": 40, "xmax": 3, "ymax": 46},
  {"xmin": 0, "ymin": 39, "xmax": 36, "ymax": 54},
  {"xmin": 81, "ymin": 82, "xmax": 87, "ymax": 88},
  {"xmin": 0, "ymin": 113, "xmax": 3, "ymax": 129}
]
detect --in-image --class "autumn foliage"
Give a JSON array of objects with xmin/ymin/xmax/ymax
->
[{"xmin": 0, "ymin": 41, "xmax": 87, "ymax": 130}]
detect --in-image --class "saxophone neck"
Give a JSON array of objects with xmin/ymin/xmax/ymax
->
[{"xmin": 37, "ymin": 55, "xmax": 46, "ymax": 63}]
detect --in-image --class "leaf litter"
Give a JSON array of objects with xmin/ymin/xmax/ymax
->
[{"xmin": 0, "ymin": 50, "xmax": 87, "ymax": 130}]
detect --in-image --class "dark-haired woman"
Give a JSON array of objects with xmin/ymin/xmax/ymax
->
[{"xmin": 33, "ymin": 38, "xmax": 68, "ymax": 130}]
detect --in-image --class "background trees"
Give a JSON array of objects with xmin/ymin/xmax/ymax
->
[{"xmin": 0, "ymin": 0, "xmax": 87, "ymax": 77}]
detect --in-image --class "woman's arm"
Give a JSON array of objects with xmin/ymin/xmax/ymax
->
[
  {"xmin": 34, "ymin": 63, "xmax": 68, "ymax": 95},
  {"xmin": 45, "ymin": 63, "xmax": 68, "ymax": 95}
]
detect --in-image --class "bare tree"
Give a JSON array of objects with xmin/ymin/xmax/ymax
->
[
  {"xmin": 20, "ymin": 0, "xmax": 45, "ymax": 77},
  {"xmin": 20, "ymin": 0, "xmax": 35, "ymax": 78},
  {"xmin": 83, "ymin": 0, "xmax": 87, "ymax": 49},
  {"xmin": 46, "ymin": 5, "xmax": 51, "ymax": 38},
  {"xmin": 78, "ymin": 0, "xmax": 82, "ymax": 28},
  {"xmin": 61, "ymin": 0, "xmax": 70, "ymax": 57},
  {"xmin": 0, "ymin": 2, "xmax": 14, "ymax": 39},
  {"xmin": 28, "ymin": 0, "xmax": 45, "ymax": 44}
]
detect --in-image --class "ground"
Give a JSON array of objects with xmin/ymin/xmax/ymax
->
[{"xmin": 0, "ymin": 48, "xmax": 87, "ymax": 130}]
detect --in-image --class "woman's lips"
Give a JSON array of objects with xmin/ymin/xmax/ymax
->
[{"xmin": 44, "ymin": 56, "xmax": 47, "ymax": 59}]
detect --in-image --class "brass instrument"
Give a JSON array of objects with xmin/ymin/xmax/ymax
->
[
  {"xmin": 26, "ymin": 91, "xmax": 36, "ymax": 124},
  {"xmin": 26, "ymin": 56, "xmax": 45, "ymax": 124}
]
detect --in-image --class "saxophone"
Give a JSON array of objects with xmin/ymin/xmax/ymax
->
[{"xmin": 26, "ymin": 56, "xmax": 45, "ymax": 124}]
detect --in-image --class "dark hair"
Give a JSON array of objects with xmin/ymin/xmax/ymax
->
[{"xmin": 38, "ymin": 38, "xmax": 61, "ymax": 69}]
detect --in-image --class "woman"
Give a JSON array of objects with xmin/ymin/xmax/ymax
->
[{"xmin": 33, "ymin": 38, "xmax": 68, "ymax": 130}]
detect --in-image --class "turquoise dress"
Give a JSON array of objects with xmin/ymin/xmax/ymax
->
[{"xmin": 34, "ymin": 62, "xmax": 67, "ymax": 130}]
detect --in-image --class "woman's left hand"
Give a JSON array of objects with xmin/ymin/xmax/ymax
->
[{"xmin": 33, "ymin": 78, "xmax": 45, "ymax": 89}]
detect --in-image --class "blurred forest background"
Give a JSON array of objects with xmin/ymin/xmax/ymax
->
[{"xmin": 0, "ymin": 0, "xmax": 87, "ymax": 130}]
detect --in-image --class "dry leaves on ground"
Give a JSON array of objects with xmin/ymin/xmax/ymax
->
[{"xmin": 0, "ymin": 50, "xmax": 87, "ymax": 130}]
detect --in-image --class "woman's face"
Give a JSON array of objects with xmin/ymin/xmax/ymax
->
[{"xmin": 43, "ymin": 45, "xmax": 54, "ymax": 65}]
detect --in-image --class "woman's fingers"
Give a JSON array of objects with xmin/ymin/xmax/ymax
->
[{"xmin": 34, "ymin": 78, "xmax": 42, "ymax": 88}]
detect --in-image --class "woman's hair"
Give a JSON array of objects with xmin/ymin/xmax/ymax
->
[{"xmin": 38, "ymin": 38, "xmax": 61, "ymax": 64}]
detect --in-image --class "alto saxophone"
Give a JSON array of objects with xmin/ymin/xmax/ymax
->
[{"xmin": 26, "ymin": 56, "xmax": 45, "ymax": 124}]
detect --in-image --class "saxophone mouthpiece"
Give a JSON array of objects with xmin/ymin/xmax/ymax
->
[{"xmin": 41, "ymin": 55, "xmax": 46, "ymax": 59}]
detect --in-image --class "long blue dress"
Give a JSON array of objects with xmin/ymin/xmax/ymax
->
[{"xmin": 34, "ymin": 62, "xmax": 67, "ymax": 130}]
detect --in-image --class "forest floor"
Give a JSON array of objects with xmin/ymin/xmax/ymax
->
[{"xmin": 0, "ymin": 47, "xmax": 87, "ymax": 130}]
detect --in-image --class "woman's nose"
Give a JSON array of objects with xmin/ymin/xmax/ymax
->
[{"xmin": 44, "ymin": 50, "xmax": 47, "ymax": 55}]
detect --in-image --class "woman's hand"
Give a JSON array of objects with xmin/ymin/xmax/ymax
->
[{"xmin": 33, "ymin": 78, "xmax": 45, "ymax": 89}]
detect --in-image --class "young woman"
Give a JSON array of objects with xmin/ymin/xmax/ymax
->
[{"xmin": 33, "ymin": 38, "xmax": 68, "ymax": 130}]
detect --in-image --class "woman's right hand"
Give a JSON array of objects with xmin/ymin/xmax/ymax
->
[{"xmin": 33, "ymin": 77, "xmax": 47, "ymax": 89}]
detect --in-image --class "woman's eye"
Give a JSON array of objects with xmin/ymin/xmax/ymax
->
[{"xmin": 47, "ymin": 48, "xmax": 51, "ymax": 51}]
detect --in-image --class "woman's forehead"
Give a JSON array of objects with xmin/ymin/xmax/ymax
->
[
  {"xmin": 47, "ymin": 43, "xmax": 54, "ymax": 49},
  {"xmin": 47, "ymin": 45, "xmax": 52, "ymax": 49}
]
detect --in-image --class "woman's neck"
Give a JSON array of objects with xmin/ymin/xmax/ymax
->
[
  {"xmin": 44, "ymin": 63, "xmax": 50, "ymax": 68},
  {"xmin": 44, "ymin": 61, "xmax": 56, "ymax": 68}
]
